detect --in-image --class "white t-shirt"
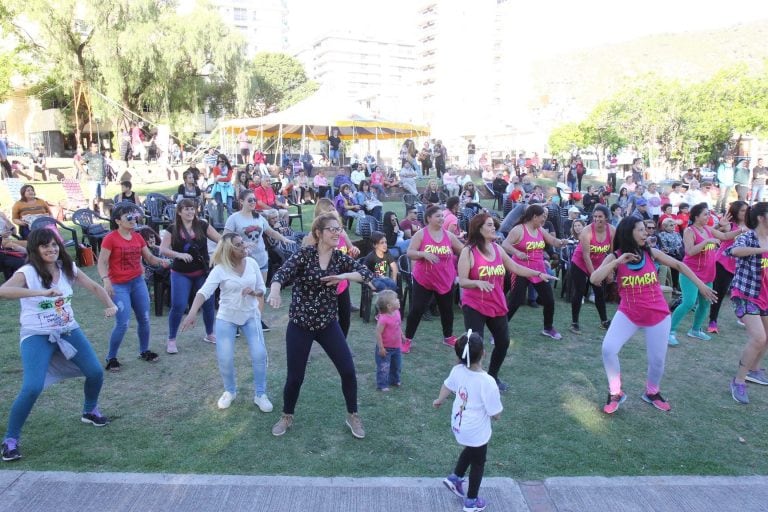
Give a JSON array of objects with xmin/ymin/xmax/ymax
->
[
  {"xmin": 444, "ymin": 365, "xmax": 503, "ymax": 447},
  {"xmin": 197, "ymin": 257, "xmax": 266, "ymax": 326},
  {"xmin": 224, "ymin": 212, "xmax": 269, "ymax": 268},
  {"xmin": 19, "ymin": 263, "xmax": 80, "ymax": 341},
  {"xmin": 643, "ymin": 191, "xmax": 662, "ymax": 216}
]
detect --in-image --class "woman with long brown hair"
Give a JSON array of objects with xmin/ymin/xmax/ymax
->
[
  {"xmin": 159, "ymin": 198, "xmax": 221, "ymax": 353},
  {"xmin": 459, "ymin": 213, "xmax": 556, "ymax": 391}
]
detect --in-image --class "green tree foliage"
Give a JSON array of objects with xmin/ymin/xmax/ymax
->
[
  {"xmin": 236, "ymin": 52, "xmax": 317, "ymax": 116},
  {"xmin": 2, "ymin": 0, "xmax": 244, "ymax": 134},
  {"xmin": 550, "ymin": 64, "xmax": 768, "ymax": 168}
]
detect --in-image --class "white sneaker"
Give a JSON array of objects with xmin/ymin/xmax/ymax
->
[
  {"xmin": 254, "ymin": 394, "xmax": 273, "ymax": 413},
  {"xmin": 217, "ymin": 391, "xmax": 236, "ymax": 409}
]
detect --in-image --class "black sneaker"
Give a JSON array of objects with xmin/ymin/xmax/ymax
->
[
  {"xmin": 495, "ymin": 379, "xmax": 509, "ymax": 393},
  {"xmin": 138, "ymin": 350, "xmax": 159, "ymax": 362},
  {"xmin": 1, "ymin": 439, "xmax": 21, "ymax": 462},
  {"xmin": 569, "ymin": 323, "xmax": 582, "ymax": 334},
  {"xmin": 81, "ymin": 407, "xmax": 109, "ymax": 427},
  {"xmin": 105, "ymin": 358, "xmax": 121, "ymax": 372},
  {"xmin": 261, "ymin": 321, "xmax": 271, "ymax": 332},
  {"xmin": 601, "ymin": 320, "xmax": 611, "ymax": 330}
]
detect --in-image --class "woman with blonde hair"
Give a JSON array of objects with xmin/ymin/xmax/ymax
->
[
  {"xmin": 267, "ymin": 213, "xmax": 374, "ymax": 438},
  {"xmin": 180, "ymin": 233, "xmax": 272, "ymax": 412}
]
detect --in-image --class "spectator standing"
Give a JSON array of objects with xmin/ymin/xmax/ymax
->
[
  {"xmin": 716, "ymin": 157, "xmax": 735, "ymax": 213},
  {"xmin": 734, "ymin": 159, "xmax": 751, "ymax": 202},
  {"xmin": 751, "ymin": 158, "xmax": 767, "ymax": 204},
  {"xmin": 328, "ymin": 129, "xmax": 341, "ymax": 165},
  {"xmin": 467, "ymin": 140, "xmax": 477, "ymax": 169},
  {"xmin": 83, "ymin": 141, "xmax": 106, "ymax": 211},
  {"xmin": 237, "ymin": 128, "xmax": 250, "ymax": 165},
  {"xmin": 434, "ymin": 140, "xmax": 447, "ymax": 179}
]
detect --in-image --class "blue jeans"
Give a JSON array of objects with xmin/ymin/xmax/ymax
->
[
  {"xmin": 214, "ymin": 192, "xmax": 233, "ymax": 222},
  {"xmin": 6, "ymin": 329, "xmax": 103, "ymax": 440},
  {"xmin": 108, "ymin": 275, "xmax": 151, "ymax": 359},
  {"xmin": 372, "ymin": 277, "xmax": 398, "ymax": 292},
  {"xmin": 169, "ymin": 271, "xmax": 214, "ymax": 340},
  {"xmin": 215, "ymin": 317, "xmax": 268, "ymax": 396},
  {"xmin": 375, "ymin": 347, "xmax": 401, "ymax": 389},
  {"xmin": 329, "ymin": 148, "xmax": 340, "ymax": 162}
]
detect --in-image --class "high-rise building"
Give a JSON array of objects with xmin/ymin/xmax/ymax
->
[
  {"xmin": 294, "ymin": 31, "xmax": 419, "ymax": 123},
  {"xmin": 416, "ymin": 1, "xmax": 496, "ymax": 142},
  {"xmin": 210, "ymin": 0, "xmax": 289, "ymax": 56}
]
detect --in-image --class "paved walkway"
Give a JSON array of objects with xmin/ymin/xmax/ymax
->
[{"xmin": 0, "ymin": 471, "xmax": 764, "ymax": 512}]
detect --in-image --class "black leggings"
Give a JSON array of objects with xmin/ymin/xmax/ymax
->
[
  {"xmin": 282, "ymin": 321, "xmax": 357, "ymax": 415},
  {"xmin": 405, "ymin": 279, "xmax": 454, "ymax": 339},
  {"xmin": 454, "ymin": 443, "xmax": 488, "ymax": 500},
  {"xmin": 570, "ymin": 264, "xmax": 607, "ymax": 324},
  {"xmin": 607, "ymin": 173, "xmax": 617, "ymax": 192},
  {"xmin": 507, "ymin": 277, "xmax": 555, "ymax": 329},
  {"xmin": 710, "ymin": 262, "xmax": 734, "ymax": 323},
  {"xmin": 338, "ymin": 287, "xmax": 352, "ymax": 337},
  {"xmin": 462, "ymin": 306, "xmax": 509, "ymax": 382}
]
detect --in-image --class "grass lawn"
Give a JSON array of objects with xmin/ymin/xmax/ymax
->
[{"xmin": 0, "ymin": 179, "xmax": 765, "ymax": 478}]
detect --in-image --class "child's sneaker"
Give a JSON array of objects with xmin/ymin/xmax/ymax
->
[
  {"xmin": 402, "ymin": 338, "xmax": 412, "ymax": 354},
  {"xmin": 166, "ymin": 339, "xmax": 178, "ymax": 354},
  {"xmin": 641, "ymin": 392, "xmax": 671, "ymax": 411},
  {"xmin": 541, "ymin": 328, "xmax": 562, "ymax": 340},
  {"xmin": 442, "ymin": 474, "xmax": 465, "ymax": 498},
  {"xmin": 603, "ymin": 392, "xmax": 626, "ymax": 414},
  {"xmin": 443, "ymin": 336, "xmax": 457, "ymax": 347},
  {"xmin": 707, "ymin": 321, "xmax": 718, "ymax": 334},
  {"xmin": 668, "ymin": 333, "xmax": 679, "ymax": 346},
  {"xmin": 463, "ymin": 497, "xmax": 487, "ymax": 512}
]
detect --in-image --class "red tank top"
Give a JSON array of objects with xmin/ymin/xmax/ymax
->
[
  {"xmin": 511, "ymin": 225, "xmax": 546, "ymax": 283},
  {"xmin": 412, "ymin": 228, "xmax": 456, "ymax": 294},
  {"xmin": 462, "ymin": 244, "xmax": 507, "ymax": 318},
  {"xmin": 572, "ymin": 223, "xmax": 612, "ymax": 274},
  {"xmin": 683, "ymin": 225, "xmax": 717, "ymax": 283},
  {"xmin": 616, "ymin": 251, "xmax": 670, "ymax": 326}
]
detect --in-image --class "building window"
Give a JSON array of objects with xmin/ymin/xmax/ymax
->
[{"xmin": 234, "ymin": 8, "xmax": 247, "ymax": 22}]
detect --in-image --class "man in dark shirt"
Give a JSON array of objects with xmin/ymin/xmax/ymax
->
[
  {"xmin": 467, "ymin": 140, "xmax": 476, "ymax": 169},
  {"xmin": 328, "ymin": 129, "xmax": 341, "ymax": 165},
  {"xmin": 752, "ymin": 157, "xmax": 767, "ymax": 204},
  {"xmin": 399, "ymin": 207, "xmax": 423, "ymax": 239}
]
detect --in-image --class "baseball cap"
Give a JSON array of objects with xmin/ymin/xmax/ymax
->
[{"xmin": 635, "ymin": 197, "xmax": 648, "ymax": 206}]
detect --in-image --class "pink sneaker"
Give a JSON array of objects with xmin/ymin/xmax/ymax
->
[
  {"xmin": 443, "ymin": 336, "xmax": 457, "ymax": 347},
  {"xmin": 203, "ymin": 334, "xmax": 216, "ymax": 344},
  {"xmin": 402, "ymin": 338, "xmax": 412, "ymax": 354},
  {"xmin": 603, "ymin": 392, "xmax": 626, "ymax": 414},
  {"xmin": 707, "ymin": 321, "xmax": 718, "ymax": 334},
  {"xmin": 641, "ymin": 392, "xmax": 671, "ymax": 412}
]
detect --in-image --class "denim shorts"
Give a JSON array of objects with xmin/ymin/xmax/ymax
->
[{"xmin": 731, "ymin": 297, "xmax": 768, "ymax": 318}]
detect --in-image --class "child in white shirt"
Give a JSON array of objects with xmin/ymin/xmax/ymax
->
[{"xmin": 433, "ymin": 331, "xmax": 503, "ymax": 512}]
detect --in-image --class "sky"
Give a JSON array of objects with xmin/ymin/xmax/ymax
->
[{"xmin": 288, "ymin": 0, "xmax": 768, "ymax": 55}]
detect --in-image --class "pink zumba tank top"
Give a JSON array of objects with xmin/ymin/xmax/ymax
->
[
  {"xmin": 572, "ymin": 223, "xmax": 612, "ymax": 274},
  {"xmin": 462, "ymin": 244, "xmax": 508, "ymax": 318},
  {"xmin": 412, "ymin": 228, "xmax": 456, "ymax": 295},
  {"xmin": 616, "ymin": 250, "xmax": 670, "ymax": 327},
  {"xmin": 511, "ymin": 225, "xmax": 546, "ymax": 283},
  {"xmin": 683, "ymin": 226, "xmax": 717, "ymax": 283}
]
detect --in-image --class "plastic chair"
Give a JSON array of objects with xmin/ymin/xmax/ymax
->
[
  {"xmin": 397, "ymin": 253, "xmax": 412, "ymax": 317},
  {"xmin": 144, "ymin": 193, "xmax": 173, "ymax": 231},
  {"xmin": 71, "ymin": 208, "xmax": 110, "ymax": 255}
]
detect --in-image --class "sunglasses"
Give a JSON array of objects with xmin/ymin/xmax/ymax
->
[
  {"xmin": 323, "ymin": 227, "xmax": 343, "ymax": 234},
  {"xmin": 246, "ymin": 198, "xmax": 257, "ymax": 203},
  {"xmin": 122, "ymin": 213, "xmax": 141, "ymax": 222}
]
